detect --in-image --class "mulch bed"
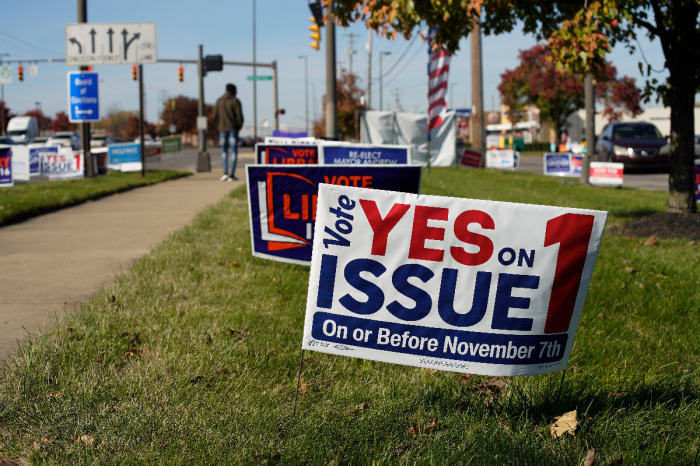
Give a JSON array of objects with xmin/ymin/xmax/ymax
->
[{"xmin": 609, "ymin": 212, "xmax": 700, "ymax": 242}]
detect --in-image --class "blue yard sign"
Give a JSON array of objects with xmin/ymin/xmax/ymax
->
[
  {"xmin": 67, "ymin": 71, "xmax": 100, "ymax": 123},
  {"xmin": 0, "ymin": 147, "xmax": 13, "ymax": 187},
  {"xmin": 320, "ymin": 144, "xmax": 412, "ymax": 165}
]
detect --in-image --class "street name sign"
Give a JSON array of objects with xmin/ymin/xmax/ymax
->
[
  {"xmin": 67, "ymin": 71, "xmax": 100, "ymax": 123},
  {"xmin": 65, "ymin": 22, "xmax": 157, "ymax": 66},
  {"xmin": 247, "ymin": 75, "xmax": 272, "ymax": 81}
]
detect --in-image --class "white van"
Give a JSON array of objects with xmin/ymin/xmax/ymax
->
[{"xmin": 7, "ymin": 116, "xmax": 39, "ymax": 144}]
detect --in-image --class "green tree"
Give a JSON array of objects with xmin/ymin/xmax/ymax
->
[{"xmin": 333, "ymin": 0, "xmax": 699, "ymax": 212}]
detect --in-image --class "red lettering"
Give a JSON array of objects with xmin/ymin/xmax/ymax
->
[
  {"xmin": 408, "ymin": 206, "xmax": 448, "ymax": 262},
  {"xmin": 337, "ymin": 176, "xmax": 349, "ymax": 186},
  {"xmin": 324, "ymin": 176, "xmax": 337, "ymax": 185},
  {"xmin": 283, "ymin": 194, "xmax": 300, "ymax": 219},
  {"xmin": 450, "ymin": 210, "xmax": 495, "ymax": 266},
  {"xmin": 312, "ymin": 194, "xmax": 317, "ymax": 220},
  {"xmin": 349, "ymin": 175, "xmax": 361, "ymax": 187},
  {"xmin": 296, "ymin": 159, "xmax": 305, "ymax": 164},
  {"xmin": 362, "ymin": 176, "xmax": 372, "ymax": 188},
  {"xmin": 302, "ymin": 194, "xmax": 309, "ymax": 220},
  {"xmin": 0, "ymin": 157, "xmax": 7, "ymax": 168},
  {"xmin": 359, "ymin": 200, "xmax": 410, "ymax": 256}
]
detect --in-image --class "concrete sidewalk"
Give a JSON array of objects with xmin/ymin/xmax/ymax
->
[{"xmin": 0, "ymin": 152, "xmax": 252, "ymax": 359}]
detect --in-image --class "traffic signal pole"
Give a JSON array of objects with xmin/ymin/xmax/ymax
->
[
  {"xmin": 196, "ymin": 45, "xmax": 210, "ymax": 172},
  {"xmin": 581, "ymin": 74, "xmax": 594, "ymax": 185},
  {"xmin": 77, "ymin": 0, "xmax": 94, "ymax": 177},
  {"xmin": 325, "ymin": 1, "xmax": 337, "ymax": 139},
  {"xmin": 139, "ymin": 64, "xmax": 146, "ymax": 177}
]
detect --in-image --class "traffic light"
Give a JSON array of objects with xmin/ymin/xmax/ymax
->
[
  {"xmin": 204, "ymin": 55, "xmax": 223, "ymax": 72},
  {"xmin": 132, "ymin": 66, "xmax": 137, "ymax": 81},
  {"xmin": 309, "ymin": 17, "xmax": 321, "ymax": 50},
  {"xmin": 87, "ymin": 66, "xmax": 92, "ymax": 71},
  {"xmin": 17, "ymin": 66, "xmax": 23, "ymax": 81},
  {"xmin": 178, "ymin": 66, "xmax": 183, "ymax": 82}
]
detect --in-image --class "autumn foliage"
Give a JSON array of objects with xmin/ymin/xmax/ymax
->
[
  {"xmin": 314, "ymin": 68, "xmax": 365, "ymax": 140},
  {"xmin": 498, "ymin": 44, "xmax": 641, "ymax": 148}
]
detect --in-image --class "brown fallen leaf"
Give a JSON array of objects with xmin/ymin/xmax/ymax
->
[
  {"xmin": 231, "ymin": 261, "xmax": 239, "ymax": 268},
  {"xmin": 458, "ymin": 373, "xmax": 475, "ymax": 385},
  {"xmin": 644, "ymin": 236, "xmax": 656, "ymax": 245},
  {"xmin": 550, "ymin": 410, "xmax": 577, "ymax": 438},
  {"xmin": 473, "ymin": 377, "xmax": 507, "ymax": 395},
  {"xmin": 299, "ymin": 383, "xmax": 309, "ymax": 395},
  {"xmin": 407, "ymin": 423, "xmax": 419, "ymax": 437},
  {"xmin": 32, "ymin": 441, "xmax": 40, "ymax": 451},
  {"xmin": 42, "ymin": 438, "xmax": 52, "ymax": 445},
  {"xmin": 189, "ymin": 375, "xmax": 203, "ymax": 384},
  {"xmin": 424, "ymin": 418, "xmax": 437, "ymax": 434},
  {"xmin": 584, "ymin": 448, "xmax": 596, "ymax": 466},
  {"xmin": 125, "ymin": 351, "xmax": 135, "ymax": 357},
  {"xmin": 497, "ymin": 417, "xmax": 510, "ymax": 430},
  {"xmin": 608, "ymin": 458, "xmax": 623, "ymax": 466},
  {"xmin": 74, "ymin": 435, "xmax": 95, "ymax": 445},
  {"xmin": 625, "ymin": 267, "xmax": 636, "ymax": 274},
  {"xmin": 267, "ymin": 348, "xmax": 276, "ymax": 354},
  {"xmin": 46, "ymin": 391, "xmax": 62, "ymax": 399}
]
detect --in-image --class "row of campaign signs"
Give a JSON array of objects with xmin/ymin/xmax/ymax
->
[
  {"xmin": 246, "ymin": 138, "xmax": 617, "ymax": 377},
  {"xmin": 0, "ymin": 137, "xmax": 182, "ymax": 187}
]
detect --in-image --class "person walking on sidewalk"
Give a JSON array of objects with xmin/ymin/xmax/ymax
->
[{"xmin": 213, "ymin": 83, "xmax": 244, "ymax": 181}]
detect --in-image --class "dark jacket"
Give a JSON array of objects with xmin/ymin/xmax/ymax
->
[{"xmin": 213, "ymin": 92, "xmax": 244, "ymax": 132}]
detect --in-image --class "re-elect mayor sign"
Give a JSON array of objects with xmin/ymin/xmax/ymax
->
[
  {"xmin": 302, "ymin": 185, "xmax": 607, "ymax": 376},
  {"xmin": 247, "ymin": 165, "xmax": 422, "ymax": 266},
  {"xmin": 320, "ymin": 144, "xmax": 411, "ymax": 165}
]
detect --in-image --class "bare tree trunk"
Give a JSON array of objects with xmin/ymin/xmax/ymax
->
[{"xmin": 666, "ymin": 2, "xmax": 697, "ymax": 213}]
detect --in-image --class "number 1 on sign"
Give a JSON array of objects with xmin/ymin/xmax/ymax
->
[{"xmin": 74, "ymin": 154, "xmax": 81, "ymax": 171}]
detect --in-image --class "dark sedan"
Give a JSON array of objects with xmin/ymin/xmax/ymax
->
[{"xmin": 595, "ymin": 122, "xmax": 668, "ymax": 170}]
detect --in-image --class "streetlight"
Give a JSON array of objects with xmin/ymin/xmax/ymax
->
[
  {"xmin": 0, "ymin": 53, "xmax": 8, "ymax": 136},
  {"xmin": 379, "ymin": 51, "xmax": 391, "ymax": 111},
  {"xmin": 252, "ymin": 0, "xmax": 257, "ymax": 140},
  {"xmin": 299, "ymin": 55, "xmax": 308, "ymax": 135}
]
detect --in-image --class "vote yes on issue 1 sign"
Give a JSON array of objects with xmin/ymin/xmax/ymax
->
[{"xmin": 302, "ymin": 186, "xmax": 608, "ymax": 376}]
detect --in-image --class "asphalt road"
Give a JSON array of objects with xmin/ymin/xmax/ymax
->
[
  {"xmin": 517, "ymin": 155, "xmax": 669, "ymax": 192},
  {"xmin": 148, "ymin": 145, "xmax": 255, "ymax": 172}
]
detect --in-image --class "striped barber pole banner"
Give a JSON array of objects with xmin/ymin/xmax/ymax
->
[{"xmin": 427, "ymin": 28, "xmax": 451, "ymax": 132}]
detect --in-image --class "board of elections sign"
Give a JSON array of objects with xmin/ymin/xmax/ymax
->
[
  {"xmin": 0, "ymin": 147, "xmax": 13, "ymax": 187},
  {"xmin": 255, "ymin": 144, "xmax": 319, "ymax": 164},
  {"xmin": 246, "ymin": 165, "xmax": 422, "ymax": 266},
  {"xmin": 319, "ymin": 144, "xmax": 411, "ymax": 165},
  {"xmin": 302, "ymin": 185, "xmax": 607, "ymax": 376}
]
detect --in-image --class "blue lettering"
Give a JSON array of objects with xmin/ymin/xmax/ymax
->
[
  {"xmin": 339, "ymin": 259, "xmax": 386, "ymax": 315},
  {"xmin": 492, "ymin": 273, "xmax": 540, "ymax": 331},
  {"xmin": 386, "ymin": 264, "xmax": 434, "ymax": 321},
  {"xmin": 438, "ymin": 269, "xmax": 492, "ymax": 327}
]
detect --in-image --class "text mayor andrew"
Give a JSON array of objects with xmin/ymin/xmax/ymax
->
[{"xmin": 302, "ymin": 185, "xmax": 607, "ymax": 376}]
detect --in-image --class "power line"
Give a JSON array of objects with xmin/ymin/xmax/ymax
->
[
  {"xmin": 383, "ymin": 43, "xmax": 424, "ymax": 88},
  {"xmin": 0, "ymin": 30, "xmax": 61, "ymax": 57},
  {"xmin": 380, "ymin": 34, "xmax": 419, "ymax": 79}
]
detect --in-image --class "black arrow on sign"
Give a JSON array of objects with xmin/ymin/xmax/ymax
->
[
  {"xmin": 89, "ymin": 29, "xmax": 96, "ymax": 54},
  {"xmin": 69, "ymin": 37, "xmax": 82, "ymax": 54},
  {"xmin": 107, "ymin": 28, "xmax": 114, "ymax": 53},
  {"xmin": 122, "ymin": 29, "xmax": 141, "ymax": 60}
]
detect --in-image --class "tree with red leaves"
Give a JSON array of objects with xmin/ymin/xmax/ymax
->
[
  {"xmin": 498, "ymin": 44, "xmax": 641, "ymax": 149},
  {"xmin": 50, "ymin": 112, "xmax": 74, "ymax": 133},
  {"xmin": 314, "ymin": 68, "xmax": 365, "ymax": 140}
]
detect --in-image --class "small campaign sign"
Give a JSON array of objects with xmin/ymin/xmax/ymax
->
[
  {"xmin": 302, "ymin": 185, "xmax": 608, "ymax": 376},
  {"xmin": 694, "ymin": 161, "xmax": 700, "ymax": 203},
  {"xmin": 41, "ymin": 148, "xmax": 84, "ymax": 180},
  {"xmin": 459, "ymin": 148, "xmax": 483, "ymax": 169},
  {"xmin": 246, "ymin": 165, "xmax": 422, "ymax": 266},
  {"xmin": 571, "ymin": 155, "xmax": 583, "ymax": 176},
  {"xmin": 486, "ymin": 150, "xmax": 519, "ymax": 170},
  {"xmin": 29, "ymin": 146, "xmax": 50, "ymax": 176},
  {"xmin": 589, "ymin": 162, "xmax": 624, "ymax": 187},
  {"xmin": 0, "ymin": 147, "xmax": 13, "ymax": 187},
  {"xmin": 264, "ymin": 137, "xmax": 317, "ymax": 145},
  {"xmin": 543, "ymin": 153, "xmax": 571, "ymax": 176},
  {"xmin": 319, "ymin": 144, "xmax": 412, "ymax": 165},
  {"xmin": 10, "ymin": 146, "xmax": 29, "ymax": 181},
  {"xmin": 109, "ymin": 143, "xmax": 140, "ymax": 164},
  {"xmin": 255, "ymin": 144, "xmax": 319, "ymax": 164}
]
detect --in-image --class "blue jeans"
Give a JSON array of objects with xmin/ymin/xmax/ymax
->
[{"xmin": 220, "ymin": 130, "xmax": 239, "ymax": 176}]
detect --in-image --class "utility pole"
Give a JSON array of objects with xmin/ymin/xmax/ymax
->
[
  {"xmin": 311, "ymin": 82, "xmax": 317, "ymax": 121},
  {"xmin": 582, "ymin": 74, "xmax": 594, "ymax": 185},
  {"xmin": 344, "ymin": 33, "xmax": 358, "ymax": 75},
  {"xmin": 366, "ymin": 30, "xmax": 372, "ymax": 109},
  {"xmin": 272, "ymin": 60, "xmax": 279, "ymax": 131},
  {"xmin": 138, "ymin": 64, "xmax": 146, "ymax": 177},
  {"xmin": 252, "ymin": 0, "xmax": 257, "ymax": 141},
  {"xmin": 299, "ymin": 55, "xmax": 309, "ymax": 134},
  {"xmin": 196, "ymin": 44, "xmax": 210, "ymax": 172},
  {"xmin": 77, "ymin": 0, "xmax": 94, "ymax": 177},
  {"xmin": 325, "ymin": 1, "xmax": 337, "ymax": 139},
  {"xmin": 0, "ymin": 53, "xmax": 8, "ymax": 136},
  {"xmin": 379, "ymin": 51, "xmax": 390, "ymax": 111},
  {"xmin": 470, "ymin": 17, "xmax": 484, "ymax": 150},
  {"xmin": 394, "ymin": 88, "xmax": 402, "ymax": 112}
]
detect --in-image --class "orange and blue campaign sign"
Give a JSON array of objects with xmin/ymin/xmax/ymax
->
[
  {"xmin": 246, "ymin": 165, "xmax": 422, "ymax": 265},
  {"xmin": 255, "ymin": 144, "xmax": 319, "ymax": 165}
]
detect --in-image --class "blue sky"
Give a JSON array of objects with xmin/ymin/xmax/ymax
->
[{"xmin": 0, "ymin": 1, "xmax": 668, "ymax": 134}]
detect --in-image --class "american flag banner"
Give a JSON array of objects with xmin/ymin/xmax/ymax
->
[{"xmin": 427, "ymin": 28, "xmax": 451, "ymax": 132}]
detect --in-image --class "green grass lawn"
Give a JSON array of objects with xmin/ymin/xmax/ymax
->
[
  {"xmin": 1, "ymin": 168, "xmax": 698, "ymax": 465},
  {"xmin": 0, "ymin": 170, "xmax": 190, "ymax": 227}
]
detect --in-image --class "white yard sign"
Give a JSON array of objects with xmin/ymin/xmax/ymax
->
[
  {"xmin": 65, "ymin": 22, "xmax": 157, "ymax": 66},
  {"xmin": 302, "ymin": 185, "xmax": 607, "ymax": 376}
]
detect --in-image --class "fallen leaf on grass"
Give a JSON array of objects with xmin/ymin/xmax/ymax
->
[
  {"xmin": 497, "ymin": 417, "xmax": 510, "ymax": 430},
  {"xmin": 73, "ymin": 435, "xmax": 94, "ymax": 445},
  {"xmin": 625, "ymin": 267, "xmax": 636, "ymax": 274},
  {"xmin": 550, "ymin": 410, "xmax": 577, "ymax": 438},
  {"xmin": 644, "ymin": 236, "xmax": 656, "ymax": 245},
  {"xmin": 344, "ymin": 402, "xmax": 371, "ymax": 415},
  {"xmin": 424, "ymin": 418, "xmax": 437, "ymax": 433},
  {"xmin": 266, "ymin": 348, "xmax": 276, "ymax": 354},
  {"xmin": 231, "ymin": 261, "xmax": 239, "ymax": 268},
  {"xmin": 474, "ymin": 377, "xmax": 507, "ymax": 395},
  {"xmin": 458, "ymin": 373, "xmax": 475, "ymax": 385},
  {"xmin": 0, "ymin": 461, "xmax": 19, "ymax": 466},
  {"xmin": 46, "ymin": 391, "xmax": 62, "ymax": 399},
  {"xmin": 298, "ymin": 383, "xmax": 309, "ymax": 395},
  {"xmin": 32, "ymin": 441, "xmax": 40, "ymax": 451},
  {"xmin": 407, "ymin": 423, "xmax": 419, "ymax": 437},
  {"xmin": 584, "ymin": 448, "xmax": 596, "ymax": 466},
  {"xmin": 189, "ymin": 375, "xmax": 203, "ymax": 384},
  {"xmin": 125, "ymin": 351, "xmax": 135, "ymax": 357},
  {"xmin": 296, "ymin": 357, "xmax": 318, "ymax": 368},
  {"xmin": 608, "ymin": 458, "xmax": 623, "ymax": 466},
  {"xmin": 42, "ymin": 438, "xmax": 52, "ymax": 445}
]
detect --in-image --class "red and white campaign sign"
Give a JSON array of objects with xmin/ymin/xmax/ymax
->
[
  {"xmin": 303, "ymin": 185, "xmax": 607, "ymax": 376},
  {"xmin": 42, "ymin": 148, "xmax": 84, "ymax": 180},
  {"xmin": 589, "ymin": 162, "xmax": 623, "ymax": 187},
  {"xmin": 459, "ymin": 148, "xmax": 483, "ymax": 169}
]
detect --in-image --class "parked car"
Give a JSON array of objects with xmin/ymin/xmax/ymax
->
[
  {"xmin": 0, "ymin": 136, "xmax": 16, "ymax": 145},
  {"xmin": 90, "ymin": 134, "xmax": 113, "ymax": 148},
  {"xmin": 7, "ymin": 116, "xmax": 39, "ymax": 144},
  {"xmin": 47, "ymin": 131, "xmax": 81, "ymax": 150},
  {"xmin": 659, "ymin": 135, "xmax": 700, "ymax": 159},
  {"xmin": 595, "ymin": 122, "xmax": 669, "ymax": 170},
  {"xmin": 32, "ymin": 136, "xmax": 49, "ymax": 144}
]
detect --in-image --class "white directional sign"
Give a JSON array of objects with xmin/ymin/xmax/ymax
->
[
  {"xmin": 65, "ymin": 22, "xmax": 157, "ymax": 66},
  {"xmin": 0, "ymin": 65, "xmax": 12, "ymax": 84}
]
